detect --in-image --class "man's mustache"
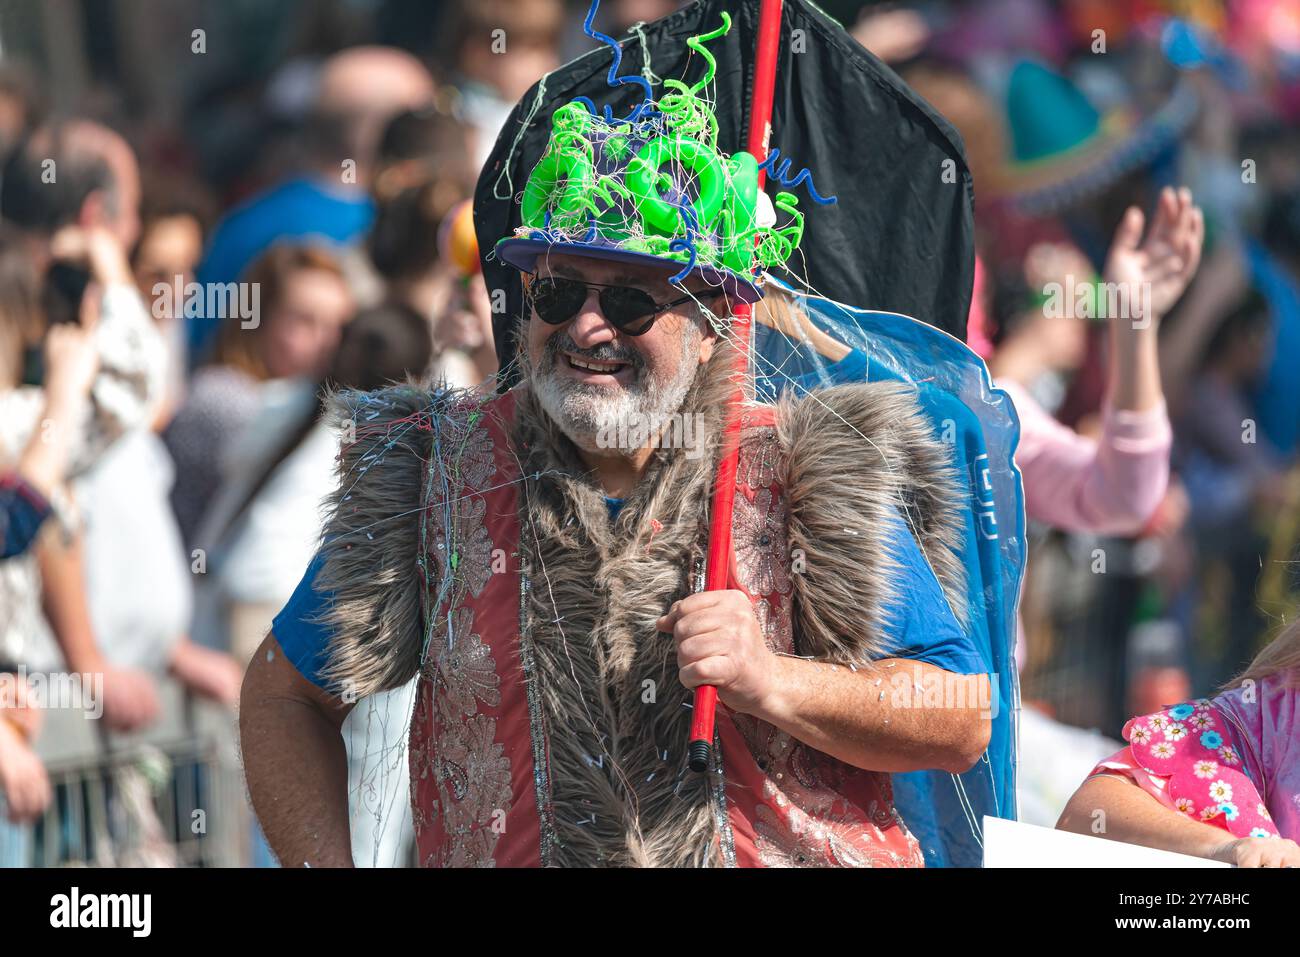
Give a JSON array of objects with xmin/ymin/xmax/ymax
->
[{"xmin": 542, "ymin": 331, "xmax": 644, "ymax": 374}]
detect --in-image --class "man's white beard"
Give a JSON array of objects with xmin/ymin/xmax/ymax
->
[{"xmin": 528, "ymin": 323, "xmax": 702, "ymax": 456}]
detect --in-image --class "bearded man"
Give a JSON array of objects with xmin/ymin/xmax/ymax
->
[{"xmin": 240, "ymin": 14, "xmax": 995, "ymax": 868}]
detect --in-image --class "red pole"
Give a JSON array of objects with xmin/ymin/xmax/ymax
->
[{"xmin": 688, "ymin": 0, "xmax": 785, "ymax": 773}]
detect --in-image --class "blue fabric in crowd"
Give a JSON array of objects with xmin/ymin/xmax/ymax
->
[
  {"xmin": 0, "ymin": 475, "xmax": 52, "ymax": 559},
  {"xmin": 1248, "ymin": 242, "xmax": 1300, "ymax": 456},
  {"xmin": 189, "ymin": 178, "xmax": 374, "ymax": 358}
]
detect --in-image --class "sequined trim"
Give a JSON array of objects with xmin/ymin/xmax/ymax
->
[
  {"xmin": 710, "ymin": 726, "xmax": 736, "ymax": 868},
  {"xmin": 415, "ymin": 401, "xmax": 514, "ymax": 866},
  {"xmin": 694, "ymin": 556, "xmax": 736, "ymax": 868},
  {"xmin": 517, "ymin": 542, "xmax": 559, "ymax": 866},
  {"xmin": 733, "ymin": 487, "xmax": 791, "ymax": 597},
  {"xmin": 738, "ymin": 426, "xmax": 784, "ymax": 488}
]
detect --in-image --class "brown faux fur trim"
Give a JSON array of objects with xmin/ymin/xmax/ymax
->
[
  {"xmin": 776, "ymin": 381, "xmax": 970, "ymax": 667},
  {"xmin": 313, "ymin": 384, "xmax": 449, "ymax": 698},
  {"xmin": 513, "ymin": 333, "xmax": 741, "ymax": 867}
]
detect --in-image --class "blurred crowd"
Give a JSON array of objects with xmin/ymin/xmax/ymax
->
[
  {"xmin": 874, "ymin": 0, "xmax": 1300, "ymax": 822},
  {"xmin": 0, "ymin": 0, "xmax": 1297, "ymax": 861}
]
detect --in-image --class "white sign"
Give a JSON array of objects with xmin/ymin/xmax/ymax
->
[{"xmin": 982, "ymin": 816, "xmax": 1229, "ymax": 868}]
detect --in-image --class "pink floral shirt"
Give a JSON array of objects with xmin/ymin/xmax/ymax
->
[{"xmin": 1090, "ymin": 672, "xmax": 1300, "ymax": 842}]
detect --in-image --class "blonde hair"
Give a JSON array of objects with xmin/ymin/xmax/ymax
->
[
  {"xmin": 749, "ymin": 283, "xmax": 851, "ymax": 369},
  {"xmin": 752, "ymin": 284, "xmax": 797, "ymax": 333},
  {"xmin": 1226, "ymin": 617, "xmax": 1300, "ymax": 691},
  {"xmin": 0, "ymin": 227, "xmax": 42, "ymax": 390}
]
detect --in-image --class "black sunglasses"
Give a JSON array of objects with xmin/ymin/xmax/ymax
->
[{"xmin": 526, "ymin": 274, "xmax": 723, "ymax": 336}]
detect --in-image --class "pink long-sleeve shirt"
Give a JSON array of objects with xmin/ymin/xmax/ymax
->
[{"xmin": 996, "ymin": 378, "xmax": 1173, "ymax": 536}]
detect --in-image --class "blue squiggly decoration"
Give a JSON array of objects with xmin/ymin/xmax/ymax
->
[
  {"xmin": 679, "ymin": 201, "xmax": 700, "ymax": 236},
  {"xmin": 759, "ymin": 148, "xmax": 838, "ymax": 205},
  {"xmin": 665, "ymin": 201, "xmax": 703, "ymax": 284},
  {"xmin": 583, "ymin": 0, "xmax": 654, "ymax": 125},
  {"xmin": 668, "ymin": 238, "xmax": 699, "ymax": 285},
  {"xmin": 528, "ymin": 209, "xmax": 558, "ymax": 242},
  {"xmin": 601, "ymin": 101, "xmax": 660, "ymax": 126}
]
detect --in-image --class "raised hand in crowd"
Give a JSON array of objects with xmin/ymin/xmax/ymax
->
[
  {"xmin": 433, "ymin": 272, "xmax": 499, "ymax": 384},
  {"xmin": 49, "ymin": 223, "xmax": 134, "ymax": 300},
  {"xmin": 1101, "ymin": 187, "xmax": 1203, "ymax": 417},
  {"xmin": 1103, "ymin": 186, "xmax": 1205, "ymax": 330},
  {"xmin": 14, "ymin": 324, "xmax": 99, "ymax": 501}
]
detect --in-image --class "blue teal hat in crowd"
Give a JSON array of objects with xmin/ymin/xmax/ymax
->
[{"xmin": 999, "ymin": 59, "xmax": 1197, "ymax": 215}]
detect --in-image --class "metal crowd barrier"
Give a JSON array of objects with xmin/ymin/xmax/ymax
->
[{"xmin": 18, "ymin": 678, "xmax": 248, "ymax": 868}]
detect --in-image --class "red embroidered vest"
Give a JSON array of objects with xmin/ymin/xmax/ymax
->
[{"xmin": 407, "ymin": 389, "xmax": 923, "ymax": 867}]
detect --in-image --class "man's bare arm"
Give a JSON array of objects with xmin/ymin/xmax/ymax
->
[
  {"xmin": 753, "ymin": 657, "xmax": 991, "ymax": 774},
  {"xmin": 664, "ymin": 591, "xmax": 991, "ymax": 774},
  {"xmin": 240, "ymin": 632, "xmax": 355, "ymax": 867},
  {"xmin": 37, "ymin": 531, "xmax": 104, "ymax": 676}
]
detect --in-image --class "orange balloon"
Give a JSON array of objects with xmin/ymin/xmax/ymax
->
[{"xmin": 439, "ymin": 199, "xmax": 480, "ymax": 277}]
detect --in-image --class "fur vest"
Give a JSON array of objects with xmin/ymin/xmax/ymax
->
[{"xmin": 314, "ymin": 339, "xmax": 968, "ymax": 867}]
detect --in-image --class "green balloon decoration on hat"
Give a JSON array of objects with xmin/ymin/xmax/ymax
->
[{"xmin": 514, "ymin": 12, "xmax": 809, "ymax": 286}]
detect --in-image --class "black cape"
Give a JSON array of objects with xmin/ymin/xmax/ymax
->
[{"xmin": 474, "ymin": 0, "xmax": 975, "ymax": 383}]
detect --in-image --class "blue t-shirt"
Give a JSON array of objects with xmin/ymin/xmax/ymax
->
[
  {"xmin": 273, "ymin": 499, "xmax": 981, "ymax": 690},
  {"xmin": 874, "ymin": 509, "xmax": 983, "ymax": 672}
]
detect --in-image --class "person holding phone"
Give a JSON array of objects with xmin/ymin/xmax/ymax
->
[{"xmin": 0, "ymin": 122, "xmax": 168, "ymax": 733}]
